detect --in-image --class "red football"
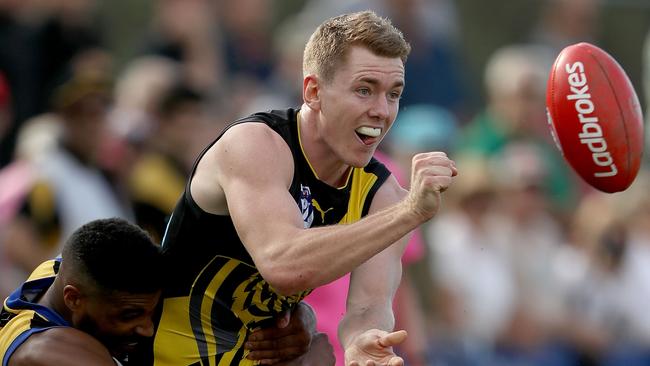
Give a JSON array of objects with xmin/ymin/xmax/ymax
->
[{"xmin": 546, "ymin": 42, "xmax": 644, "ymax": 193}]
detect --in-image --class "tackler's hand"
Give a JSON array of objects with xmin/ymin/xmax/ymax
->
[
  {"xmin": 275, "ymin": 333, "xmax": 335, "ymax": 366},
  {"xmin": 245, "ymin": 303, "xmax": 314, "ymax": 364}
]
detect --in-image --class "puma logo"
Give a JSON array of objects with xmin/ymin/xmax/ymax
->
[{"xmin": 311, "ymin": 199, "xmax": 333, "ymax": 223}]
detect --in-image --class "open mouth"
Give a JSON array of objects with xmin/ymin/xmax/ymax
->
[
  {"xmin": 355, "ymin": 126, "xmax": 381, "ymax": 145},
  {"xmin": 116, "ymin": 340, "xmax": 140, "ymax": 353}
]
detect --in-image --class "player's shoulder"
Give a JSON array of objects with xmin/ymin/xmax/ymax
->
[
  {"xmin": 9, "ymin": 327, "xmax": 115, "ymax": 366},
  {"xmin": 212, "ymin": 122, "xmax": 292, "ymax": 164},
  {"xmin": 222, "ymin": 121, "xmax": 284, "ymax": 143},
  {"xmin": 196, "ymin": 120, "xmax": 294, "ymax": 192}
]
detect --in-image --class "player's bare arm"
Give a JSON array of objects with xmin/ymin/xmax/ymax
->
[
  {"xmin": 8, "ymin": 327, "xmax": 117, "ymax": 366},
  {"xmin": 192, "ymin": 123, "xmax": 456, "ymax": 296},
  {"xmin": 339, "ymin": 175, "xmax": 410, "ymax": 365}
]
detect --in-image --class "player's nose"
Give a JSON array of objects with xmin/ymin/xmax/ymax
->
[
  {"xmin": 134, "ymin": 317, "xmax": 155, "ymax": 338},
  {"xmin": 368, "ymin": 94, "xmax": 390, "ymax": 121}
]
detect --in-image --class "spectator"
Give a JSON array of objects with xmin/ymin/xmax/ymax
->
[
  {"xmin": 128, "ymin": 83, "xmax": 210, "ymax": 242},
  {"xmin": 458, "ymin": 44, "xmax": 578, "ymax": 212},
  {"xmin": 2, "ymin": 72, "xmax": 133, "ymax": 273},
  {"xmin": 530, "ymin": 0, "xmax": 601, "ymax": 54},
  {"xmin": 0, "ymin": 0, "xmax": 106, "ymax": 167}
]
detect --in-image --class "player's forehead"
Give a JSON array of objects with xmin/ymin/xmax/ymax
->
[
  {"xmin": 96, "ymin": 290, "xmax": 161, "ymax": 310},
  {"xmin": 336, "ymin": 46, "xmax": 404, "ymax": 84}
]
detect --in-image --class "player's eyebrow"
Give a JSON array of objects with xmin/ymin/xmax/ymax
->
[
  {"xmin": 358, "ymin": 76, "xmax": 379, "ymax": 85},
  {"xmin": 358, "ymin": 76, "xmax": 404, "ymax": 89}
]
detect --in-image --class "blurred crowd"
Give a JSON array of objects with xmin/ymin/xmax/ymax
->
[{"xmin": 0, "ymin": 0, "xmax": 649, "ymax": 365}]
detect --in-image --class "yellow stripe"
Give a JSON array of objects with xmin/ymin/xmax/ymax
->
[
  {"xmin": 199, "ymin": 259, "xmax": 240, "ymax": 366},
  {"xmin": 155, "ymin": 256, "xmax": 310, "ymax": 365},
  {"xmin": 217, "ymin": 326, "xmax": 255, "ymax": 365},
  {"xmin": 153, "ymin": 296, "xmax": 200, "ymax": 366},
  {"xmin": 231, "ymin": 278, "xmax": 260, "ymax": 327},
  {"xmin": 0, "ymin": 310, "xmax": 37, "ymax": 358},
  {"xmin": 341, "ymin": 168, "xmax": 378, "ymax": 224},
  {"xmin": 26, "ymin": 260, "xmax": 57, "ymax": 282}
]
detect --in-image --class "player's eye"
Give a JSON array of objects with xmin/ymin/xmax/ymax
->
[
  {"xmin": 119, "ymin": 310, "xmax": 143, "ymax": 321},
  {"xmin": 357, "ymin": 88, "xmax": 371, "ymax": 96}
]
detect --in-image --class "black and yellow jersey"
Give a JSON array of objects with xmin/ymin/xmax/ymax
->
[
  {"xmin": 0, "ymin": 259, "xmax": 67, "ymax": 366},
  {"xmin": 151, "ymin": 108, "xmax": 390, "ymax": 366}
]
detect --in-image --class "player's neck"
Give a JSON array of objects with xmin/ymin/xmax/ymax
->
[
  {"xmin": 298, "ymin": 108, "xmax": 351, "ymax": 187},
  {"xmin": 38, "ymin": 278, "xmax": 73, "ymax": 323}
]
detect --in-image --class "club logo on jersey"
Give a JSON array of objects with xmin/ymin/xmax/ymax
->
[{"xmin": 300, "ymin": 184, "xmax": 314, "ymax": 228}]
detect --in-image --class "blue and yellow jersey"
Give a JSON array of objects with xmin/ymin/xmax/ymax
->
[
  {"xmin": 0, "ymin": 259, "xmax": 69, "ymax": 366},
  {"xmin": 150, "ymin": 108, "xmax": 390, "ymax": 366}
]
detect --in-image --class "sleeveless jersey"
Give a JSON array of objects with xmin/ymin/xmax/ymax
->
[
  {"xmin": 0, "ymin": 259, "xmax": 68, "ymax": 366},
  {"xmin": 151, "ymin": 108, "xmax": 391, "ymax": 366}
]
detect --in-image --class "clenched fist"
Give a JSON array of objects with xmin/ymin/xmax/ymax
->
[{"xmin": 406, "ymin": 152, "xmax": 457, "ymax": 220}]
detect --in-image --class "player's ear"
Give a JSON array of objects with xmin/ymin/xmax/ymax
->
[
  {"xmin": 303, "ymin": 74, "xmax": 320, "ymax": 110},
  {"xmin": 63, "ymin": 284, "xmax": 84, "ymax": 310}
]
